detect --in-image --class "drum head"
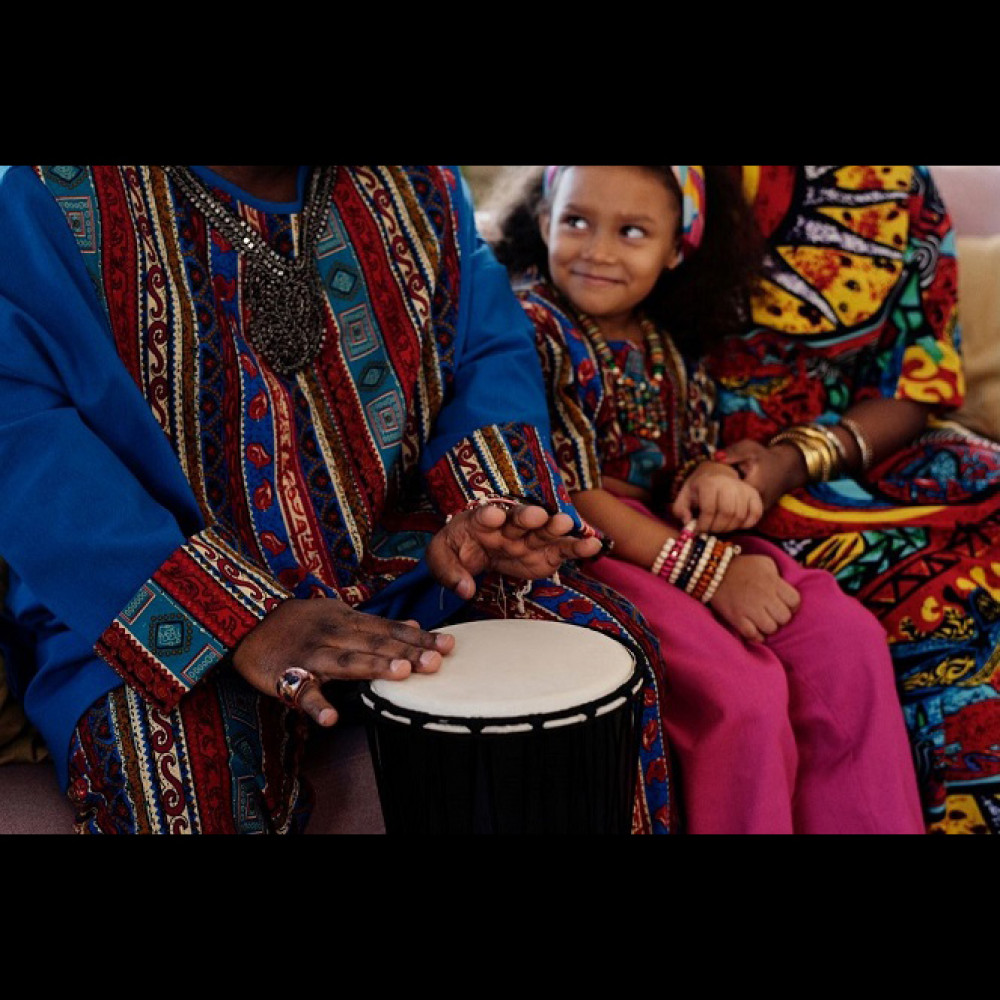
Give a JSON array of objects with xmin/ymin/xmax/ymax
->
[
  {"xmin": 363, "ymin": 619, "xmax": 642, "ymax": 833},
  {"xmin": 368, "ymin": 619, "xmax": 636, "ymax": 724}
]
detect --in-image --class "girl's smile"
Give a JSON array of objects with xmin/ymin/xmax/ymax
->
[{"xmin": 540, "ymin": 165, "xmax": 682, "ymax": 340}]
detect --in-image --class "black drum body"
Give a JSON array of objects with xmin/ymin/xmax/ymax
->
[{"xmin": 361, "ymin": 621, "xmax": 643, "ymax": 835}]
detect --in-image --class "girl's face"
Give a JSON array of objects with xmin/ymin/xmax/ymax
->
[{"xmin": 539, "ymin": 166, "xmax": 681, "ymax": 332}]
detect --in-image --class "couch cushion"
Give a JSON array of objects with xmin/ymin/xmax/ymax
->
[
  {"xmin": 931, "ymin": 165, "xmax": 1000, "ymax": 237},
  {"xmin": 954, "ymin": 235, "xmax": 1000, "ymax": 441}
]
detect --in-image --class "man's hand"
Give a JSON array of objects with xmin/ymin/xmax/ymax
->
[
  {"xmin": 232, "ymin": 600, "xmax": 455, "ymax": 727},
  {"xmin": 427, "ymin": 503, "xmax": 602, "ymax": 600}
]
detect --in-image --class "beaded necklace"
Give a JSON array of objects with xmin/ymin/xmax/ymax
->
[
  {"xmin": 163, "ymin": 165, "xmax": 338, "ymax": 377},
  {"xmin": 578, "ymin": 312, "xmax": 673, "ymax": 441}
]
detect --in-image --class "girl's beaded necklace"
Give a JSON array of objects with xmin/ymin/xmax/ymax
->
[{"xmin": 577, "ymin": 312, "xmax": 674, "ymax": 442}]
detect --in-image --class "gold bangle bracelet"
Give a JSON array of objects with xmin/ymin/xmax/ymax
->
[
  {"xmin": 811, "ymin": 423, "xmax": 847, "ymax": 464},
  {"xmin": 794, "ymin": 425, "xmax": 844, "ymax": 480},
  {"xmin": 771, "ymin": 430, "xmax": 830, "ymax": 483}
]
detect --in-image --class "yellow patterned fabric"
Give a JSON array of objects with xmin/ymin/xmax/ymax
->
[{"xmin": 708, "ymin": 166, "xmax": 1000, "ymax": 833}]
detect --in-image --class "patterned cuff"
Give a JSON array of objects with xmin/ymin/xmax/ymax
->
[
  {"xmin": 425, "ymin": 422, "xmax": 583, "ymax": 530},
  {"xmin": 95, "ymin": 527, "xmax": 292, "ymax": 712}
]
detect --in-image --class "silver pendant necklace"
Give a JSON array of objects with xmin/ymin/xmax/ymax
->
[{"xmin": 163, "ymin": 165, "xmax": 338, "ymax": 376}]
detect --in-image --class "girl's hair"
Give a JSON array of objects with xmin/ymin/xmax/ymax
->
[{"xmin": 485, "ymin": 165, "xmax": 766, "ymax": 357}]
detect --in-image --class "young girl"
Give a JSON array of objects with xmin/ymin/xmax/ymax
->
[{"xmin": 490, "ymin": 165, "xmax": 925, "ymax": 834}]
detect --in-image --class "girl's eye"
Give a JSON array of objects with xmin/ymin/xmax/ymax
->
[
  {"xmin": 622, "ymin": 224, "xmax": 646, "ymax": 239},
  {"xmin": 561, "ymin": 214, "xmax": 588, "ymax": 231}
]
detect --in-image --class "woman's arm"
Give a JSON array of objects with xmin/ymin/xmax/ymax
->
[{"xmin": 723, "ymin": 398, "xmax": 931, "ymax": 510}]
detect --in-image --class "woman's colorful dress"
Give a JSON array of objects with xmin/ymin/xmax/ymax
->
[
  {"xmin": 0, "ymin": 166, "xmax": 673, "ymax": 833},
  {"xmin": 706, "ymin": 165, "xmax": 1000, "ymax": 833}
]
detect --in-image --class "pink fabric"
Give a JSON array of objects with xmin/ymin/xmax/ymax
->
[{"xmin": 587, "ymin": 500, "xmax": 925, "ymax": 834}]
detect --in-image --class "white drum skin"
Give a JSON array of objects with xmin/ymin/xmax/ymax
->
[{"xmin": 369, "ymin": 619, "xmax": 636, "ymax": 723}]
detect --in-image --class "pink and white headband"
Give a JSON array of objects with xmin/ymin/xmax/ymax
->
[{"xmin": 542, "ymin": 164, "xmax": 707, "ymax": 262}]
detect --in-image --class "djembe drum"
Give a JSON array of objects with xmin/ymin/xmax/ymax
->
[{"xmin": 361, "ymin": 619, "xmax": 643, "ymax": 834}]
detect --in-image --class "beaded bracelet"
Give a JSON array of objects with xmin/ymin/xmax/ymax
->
[
  {"xmin": 651, "ymin": 538, "xmax": 673, "ymax": 577},
  {"xmin": 691, "ymin": 538, "xmax": 726, "ymax": 602},
  {"xmin": 669, "ymin": 532, "xmax": 697, "ymax": 585},
  {"xmin": 662, "ymin": 526, "xmax": 695, "ymax": 579},
  {"xmin": 675, "ymin": 536, "xmax": 707, "ymax": 592},
  {"xmin": 685, "ymin": 537, "xmax": 716, "ymax": 596},
  {"xmin": 678, "ymin": 534, "xmax": 740, "ymax": 604},
  {"xmin": 701, "ymin": 543, "xmax": 741, "ymax": 604},
  {"xmin": 649, "ymin": 524, "xmax": 740, "ymax": 604},
  {"xmin": 651, "ymin": 522, "xmax": 696, "ymax": 578}
]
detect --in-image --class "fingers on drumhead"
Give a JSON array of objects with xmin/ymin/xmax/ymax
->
[
  {"xmin": 383, "ymin": 619, "xmax": 442, "ymax": 649},
  {"xmin": 389, "ymin": 619, "xmax": 454, "ymax": 654}
]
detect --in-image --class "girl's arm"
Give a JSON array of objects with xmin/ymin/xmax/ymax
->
[
  {"xmin": 574, "ymin": 487, "xmax": 799, "ymax": 642},
  {"xmin": 573, "ymin": 487, "xmax": 679, "ymax": 568}
]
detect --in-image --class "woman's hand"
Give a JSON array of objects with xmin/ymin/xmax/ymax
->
[
  {"xmin": 427, "ymin": 502, "xmax": 602, "ymax": 599},
  {"xmin": 232, "ymin": 600, "xmax": 455, "ymax": 727},
  {"xmin": 672, "ymin": 460, "xmax": 764, "ymax": 533},
  {"xmin": 708, "ymin": 553, "xmax": 801, "ymax": 643},
  {"xmin": 715, "ymin": 440, "xmax": 807, "ymax": 511}
]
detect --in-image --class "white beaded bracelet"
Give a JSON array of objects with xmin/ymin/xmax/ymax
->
[
  {"xmin": 669, "ymin": 536, "xmax": 696, "ymax": 585},
  {"xmin": 651, "ymin": 537, "xmax": 675, "ymax": 577},
  {"xmin": 685, "ymin": 538, "xmax": 716, "ymax": 596}
]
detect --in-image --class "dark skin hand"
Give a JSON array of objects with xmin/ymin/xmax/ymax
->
[
  {"xmin": 718, "ymin": 399, "xmax": 931, "ymax": 511},
  {"xmin": 426, "ymin": 502, "xmax": 601, "ymax": 600},
  {"xmin": 233, "ymin": 602, "xmax": 454, "ymax": 727},
  {"xmin": 233, "ymin": 503, "xmax": 601, "ymax": 725}
]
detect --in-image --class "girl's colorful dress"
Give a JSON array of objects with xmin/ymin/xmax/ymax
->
[{"xmin": 519, "ymin": 277, "xmax": 923, "ymax": 833}]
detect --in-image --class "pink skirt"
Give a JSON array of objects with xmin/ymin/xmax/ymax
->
[{"xmin": 586, "ymin": 499, "xmax": 925, "ymax": 834}]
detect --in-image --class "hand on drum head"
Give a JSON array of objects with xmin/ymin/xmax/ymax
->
[
  {"xmin": 231, "ymin": 600, "xmax": 455, "ymax": 727},
  {"xmin": 427, "ymin": 503, "xmax": 602, "ymax": 599}
]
